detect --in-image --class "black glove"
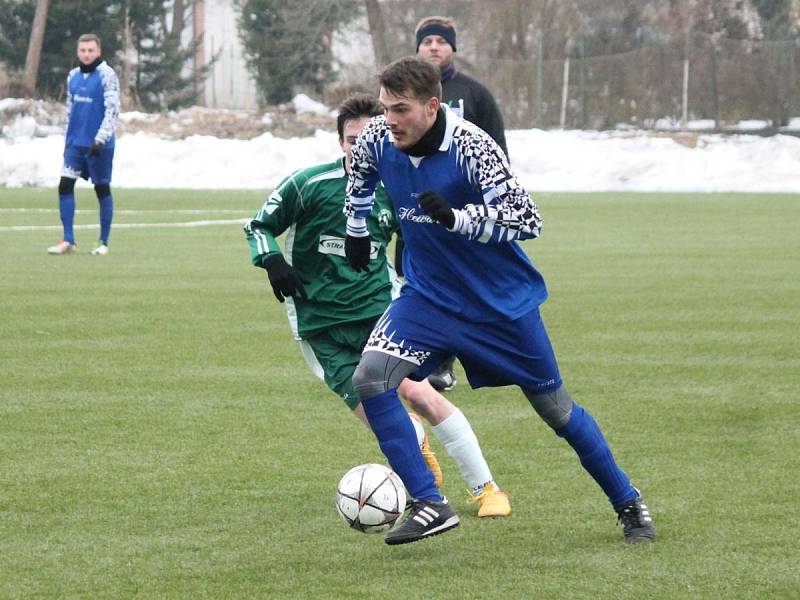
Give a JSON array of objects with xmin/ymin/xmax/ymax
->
[
  {"xmin": 345, "ymin": 235, "xmax": 372, "ymax": 272},
  {"xmin": 260, "ymin": 254, "xmax": 309, "ymax": 303},
  {"xmin": 419, "ymin": 191, "xmax": 456, "ymax": 229},
  {"xmin": 89, "ymin": 141, "xmax": 104, "ymax": 156}
]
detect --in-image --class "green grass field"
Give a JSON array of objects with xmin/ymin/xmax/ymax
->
[{"xmin": 1, "ymin": 187, "xmax": 798, "ymax": 599}]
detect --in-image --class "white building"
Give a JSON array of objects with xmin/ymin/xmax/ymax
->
[{"xmin": 198, "ymin": 0, "xmax": 258, "ymax": 110}]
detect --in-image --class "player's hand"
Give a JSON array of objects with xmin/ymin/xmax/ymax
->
[
  {"xmin": 345, "ymin": 235, "xmax": 371, "ymax": 272},
  {"xmin": 419, "ymin": 191, "xmax": 455, "ymax": 229},
  {"xmin": 89, "ymin": 141, "xmax": 104, "ymax": 156},
  {"xmin": 260, "ymin": 254, "xmax": 310, "ymax": 303}
]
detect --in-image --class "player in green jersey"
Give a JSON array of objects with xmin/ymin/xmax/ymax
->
[{"xmin": 244, "ymin": 94, "xmax": 510, "ymax": 517}]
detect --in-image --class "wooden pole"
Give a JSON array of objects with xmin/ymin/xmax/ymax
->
[{"xmin": 22, "ymin": 0, "xmax": 49, "ymax": 95}]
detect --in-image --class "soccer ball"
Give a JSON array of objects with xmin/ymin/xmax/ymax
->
[{"xmin": 335, "ymin": 463, "xmax": 407, "ymax": 533}]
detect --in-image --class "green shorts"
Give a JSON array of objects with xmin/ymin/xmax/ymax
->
[{"xmin": 300, "ymin": 318, "xmax": 379, "ymax": 410}]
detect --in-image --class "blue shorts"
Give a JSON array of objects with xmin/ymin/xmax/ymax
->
[
  {"xmin": 364, "ymin": 288, "xmax": 562, "ymax": 393},
  {"xmin": 61, "ymin": 144, "xmax": 114, "ymax": 184}
]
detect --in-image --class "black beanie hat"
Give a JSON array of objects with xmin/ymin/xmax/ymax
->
[{"xmin": 415, "ymin": 23, "xmax": 457, "ymax": 52}]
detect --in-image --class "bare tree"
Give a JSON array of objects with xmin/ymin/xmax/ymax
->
[
  {"xmin": 22, "ymin": 0, "xmax": 49, "ymax": 95},
  {"xmin": 194, "ymin": 0, "xmax": 206, "ymax": 105},
  {"xmin": 364, "ymin": 0, "xmax": 390, "ymax": 67}
]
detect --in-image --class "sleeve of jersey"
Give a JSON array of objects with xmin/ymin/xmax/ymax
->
[
  {"xmin": 449, "ymin": 139, "xmax": 542, "ymax": 244},
  {"xmin": 243, "ymin": 174, "xmax": 303, "ymax": 266},
  {"xmin": 95, "ymin": 65, "xmax": 120, "ymax": 144},
  {"xmin": 65, "ymin": 72, "xmax": 73, "ymax": 133},
  {"xmin": 344, "ymin": 123, "xmax": 383, "ymax": 238}
]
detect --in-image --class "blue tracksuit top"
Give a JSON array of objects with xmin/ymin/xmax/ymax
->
[
  {"xmin": 65, "ymin": 61, "xmax": 120, "ymax": 148},
  {"xmin": 345, "ymin": 106, "xmax": 547, "ymax": 322}
]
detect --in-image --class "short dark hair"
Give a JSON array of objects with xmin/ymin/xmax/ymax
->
[
  {"xmin": 337, "ymin": 93, "xmax": 383, "ymax": 140},
  {"xmin": 379, "ymin": 56, "xmax": 442, "ymax": 103},
  {"xmin": 77, "ymin": 33, "xmax": 101, "ymax": 49}
]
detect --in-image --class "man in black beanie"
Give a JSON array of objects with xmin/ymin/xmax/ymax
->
[
  {"xmin": 411, "ymin": 15, "xmax": 509, "ymax": 392},
  {"xmin": 415, "ymin": 16, "xmax": 508, "ymax": 157}
]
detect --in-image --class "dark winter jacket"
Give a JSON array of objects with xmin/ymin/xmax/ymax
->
[{"xmin": 441, "ymin": 68, "xmax": 508, "ymax": 159}]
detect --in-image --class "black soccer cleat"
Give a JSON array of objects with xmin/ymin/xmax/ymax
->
[
  {"xmin": 427, "ymin": 357, "xmax": 457, "ymax": 392},
  {"xmin": 385, "ymin": 497, "xmax": 460, "ymax": 545},
  {"xmin": 616, "ymin": 492, "xmax": 655, "ymax": 544}
]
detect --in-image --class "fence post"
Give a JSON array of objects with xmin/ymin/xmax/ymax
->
[
  {"xmin": 536, "ymin": 32, "xmax": 543, "ymax": 126},
  {"xmin": 682, "ymin": 58, "xmax": 689, "ymax": 128},
  {"xmin": 560, "ymin": 58, "xmax": 570, "ymax": 129}
]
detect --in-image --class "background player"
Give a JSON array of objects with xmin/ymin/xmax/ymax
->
[{"xmin": 48, "ymin": 33, "xmax": 120, "ymax": 256}]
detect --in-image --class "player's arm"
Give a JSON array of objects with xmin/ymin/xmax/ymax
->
[
  {"xmin": 422, "ymin": 134, "xmax": 541, "ymax": 244},
  {"xmin": 245, "ymin": 172, "xmax": 306, "ymax": 262},
  {"xmin": 344, "ymin": 125, "xmax": 382, "ymax": 236},
  {"xmin": 244, "ymin": 174, "xmax": 309, "ymax": 302},
  {"xmin": 64, "ymin": 71, "xmax": 74, "ymax": 134},
  {"xmin": 343, "ymin": 121, "xmax": 383, "ymax": 271},
  {"xmin": 94, "ymin": 66, "xmax": 120, "ymax": 146}
]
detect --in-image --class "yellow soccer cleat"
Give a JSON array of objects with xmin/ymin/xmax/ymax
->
[
  {"xmin": 467, "ymin": 482, "xmax": 511, "ymax": 518},
  {"xmin": 409, "ymin": 412, "xmax": 443, "ymax": 488}
]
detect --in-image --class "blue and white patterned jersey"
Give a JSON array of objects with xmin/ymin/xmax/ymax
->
[
  {"xmin": 65, "ymin": 61, "xmax": 120, "ymax": 148},
  {"xmin": 345, "ymin": 106, "xmax": 547, "ymax": 322}
]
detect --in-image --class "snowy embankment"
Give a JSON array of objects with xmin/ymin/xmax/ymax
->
[{"xmin": 2, "ymin": 97, "xmax": 800, "ymax": 192}]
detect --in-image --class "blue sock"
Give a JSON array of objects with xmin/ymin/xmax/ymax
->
[
  {"xmin": 556, "ymin": 404, "xmax": 637, "ymax": 510},
  {"xmin": 361, "ymin": 389, "xmax": 441, "ymax": 501},
  {"xmin": 98, "ymin": 194, "xmax": 113, "ymax": 245},
  {"xmin": 59, "ymin": 193, "xmax": 75, "ymax": 243}
]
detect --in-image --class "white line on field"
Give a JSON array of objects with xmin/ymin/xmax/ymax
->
[
  {"xmin": 0, "ymin": 218, "xmax": 249, "ymax": 232},
  {"xmin": 0, "ymin": 208, "xmax": 249, "ymax": 214}
]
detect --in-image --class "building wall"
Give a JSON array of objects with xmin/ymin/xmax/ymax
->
[{"xmin": 201, "ymin": 0, "xmax": 258, "ymax": 110}]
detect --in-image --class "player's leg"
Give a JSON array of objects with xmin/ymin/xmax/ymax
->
[
  {"xmin": 88, "ymin": 145, "xmax": 115, "ymax": 254},
  {"xmin": 353, "ymin": 350, "xmax": 460, "ymax": 544},
  {"xmin": 507, "ymin": 307, "xmax": 654, "ymax": 543},
  {"xmin": 92, "ymin": 183, "xmax": 113, "ymax": 254},
  {"xmin": 523, "ymin": 385, "xmax": 654, "ymax": 543},
  {"xmin": 456, "ymin": 305, "xmax": 653, "ymax": 541},
  {"xmin": 351, "ymin": 297, "xmax": 460, "ymax": 544},
  {"xmin": 49, "ymin": 146, "xmax": 83, "ymax": 254},
  {"xmin": 399, "ymin": 378, "xmax": 511, "ymax": 517},
  {"xmin": 302, "ymin": 321, "xmax": 373, "ymax": 424},
  {"xmin": 426, "ymin": 355, "xmax": 457, "ymax": 391}
]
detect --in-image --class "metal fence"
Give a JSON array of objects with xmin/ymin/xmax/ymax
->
[{"xmin": 464, "ymin": 36, "xmax": 800, "ymax": 130}]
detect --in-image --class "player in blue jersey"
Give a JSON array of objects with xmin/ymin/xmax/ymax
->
[
  {"xmin": 344, "ymin": 56, "xmax": 655, "ymax": 546},
  {"xmin": 48, "ymin": 34, "xmax": 120, "ymax": 256}
]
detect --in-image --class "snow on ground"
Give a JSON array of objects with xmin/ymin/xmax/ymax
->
[{"xmin": 2, "ymin": 97, "xmax": 799, "ymax": 192}]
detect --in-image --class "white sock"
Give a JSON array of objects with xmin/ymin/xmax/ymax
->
[{"xmin": 431, "ymin": 408, "xmax": 495, "ymax": 492}]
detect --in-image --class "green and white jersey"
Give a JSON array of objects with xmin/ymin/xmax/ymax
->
[{"xmin": 245, "ymin": 157, "xmax": 398, "ymax": 339}]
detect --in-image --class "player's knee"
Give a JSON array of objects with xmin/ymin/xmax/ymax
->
[
  {"xmin": 94, "ymin": 183, "xmax": 111, "ymax": 199},
  {"xmin": 352, "ymin": 353, "xmax": 390, "ymax": 400},
  {"xmin": 524, "ymin": 385, "xmax": 574, "ymax": 429},
  {"xmin": 58, "ymin": 177, "xmax": 76, "ymax": 195}
]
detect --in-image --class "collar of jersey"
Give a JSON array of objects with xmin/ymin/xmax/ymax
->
[{"xmin": 390, "ymin": 105, "xmax": 457, "ymax": 156}]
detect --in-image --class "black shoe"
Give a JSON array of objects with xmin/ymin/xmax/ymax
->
[
  {"xmin": 616, "ymin": 493, "xmax": 655, "ymax": 544},
  {"xmin": 385, "ymin": 497, "xmax": 460, "ymax": 545},
  {"xmin": 427, "ymin": 357, "xmax": 457, "ymax": 392}
]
